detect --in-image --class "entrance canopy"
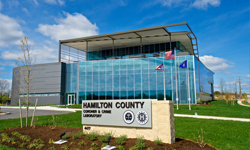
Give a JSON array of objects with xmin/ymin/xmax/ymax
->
[{"xmin": 59, "ymin": 22, "xmax": 199, "ymax": 62}]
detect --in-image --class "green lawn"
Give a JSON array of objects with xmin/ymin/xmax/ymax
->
[
  {"xmin": 175, "ymin": 117, "xmax": 250, "ymax": 150},
  {"xmin": 174, "ymin": 100, "xmax": 250, "ymax": 118},
  {"xmin": 0, "ymin": 111, "xmax": 250, "ymax": 150}
]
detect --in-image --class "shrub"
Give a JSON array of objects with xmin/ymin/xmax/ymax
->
[
  {"xmin": 70, "ymin": 141, "xmax": 75, "ymax": 145},
  {"xmin": 7, "ymin": 138, "xmax": 15, "ymax": 143},
  {"xmin": 33, "ymin": 138, "xmax": 44, "ymax": 143},
  {"xmin": 199, "ymin": 100, "xmax": 204, "ymax": 104},
  {"xmin": 98, "ymin": 132, "xmax": 112, "ymax": 143},
  {"xmin": 86, "ymin": 132, "xmax": 99, "ymax": 141},
  {"xmin": 11, "ymin": 132, "xmax": 21, "ymax": 137},
  {"xmin": 197, "ymin": 129, "xmax": 206, "ymax": 147},
  {"xmin": 101, "ymin": 143, "xmax": 107, "ymax": 148},
  {"xmin": 117, "ymin": 145, "xmax": 125, "ymax": 150},
  {"xmin": 72, "ymin": 132, "xmax": 80, "ymax": 139},
  {"xmin": 11, "ymin": 141, "xmax": 16, "ymax": 145},
  {"xmin": 36, "ymin": 144, "xmax": 45, "ymax": 149},
  {"xmin": 136, "ymin": 137, "xmax": 145, "ymax": 149},
  {"xmin": 61, "ymin": 145, "xmax": 68, "ymax": 150},
  {"xmin": 154, "ymin": 138, "xmax": 163, "ymax": 145},
  {"xmin": 147, "ymin": 147, "xmax": 153, "ymax": 150},
  {"xmin": 115, "ymin": 135, "xmax": 127, "ymax": 145},
  {"xmin": 129, "ymin": 146, "xmax": 138, "ymax": 150},
  {"xmin": 78, "ymin": 131, "xmax": 86, "ymax": 136},
  {"xmin": 91, "ymin": 142, "xmax": 98, "ymax": 147},
  {"xmin": 20, "ymin": 142, "xmax": 26, "ymax": 148},
  {"xmin": 78, "ymin": 141, "xmax": 86, "ymax": 146},
  {"xmin": 48, "ymin": 138, "xmax": 54, "ymax": 144},
  {"xmin": 49, "ymin": 146, "xmax": 55, "ymax": 150},
  {"xmin": 62, "ymin": 133, "xmax": 70, "ymax": 139},
  {"xmin": 20, "ymin": 135, "xmax": 30, "ymax": 142},
  {"xmin": 28, "ymin": 143, "xmax": 37, "ymax": 149},
  {"xmin": 88, "ymin": 148, "xmax": 98, "ymax": 150}
]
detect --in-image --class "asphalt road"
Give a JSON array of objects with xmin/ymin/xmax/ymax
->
[{"xmin": 0, "ymin": 108, "xmax": 74, "ymax": 120}]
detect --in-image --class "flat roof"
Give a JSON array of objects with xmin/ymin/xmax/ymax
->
[{"xmin": 60, "ymin": 22, "xmax": 198, "ymax": 57}]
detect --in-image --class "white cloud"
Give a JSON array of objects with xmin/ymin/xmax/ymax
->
[
  {"xmin": 1, "ymin": 45, "xmax": 58, "ymax": 64},
  {"xmin": 158, "ymin": 0, "xmax": 187, "ymax": 7},
  {"xmin": 22, "ymin": 8, "xmax": 29, "ymax": 14},
  {"xmin": 146, "ymin": 0, "xmax": 220, "ymax": 9},
  {"xmin": 33, "ymin": 0, "xmax": 38, "ymax": 5},
  {"xmin": 0, "ymin": 67, "xmax": 4, "ymax": 70},
  {"xmin": 192, "ymin": 0, "xmax": 220, "ymax": 9},
  {"xmin": 7, "ymin": 0, "xmax": 19, "ymax": 8},
  {"xmin": 45, "ymin": 0, "xmax": 57, "ymax": 5},
  {"xmin": 0, "ymin": 13, "xmax": 25, "ymax": 47},
  {"xmin": 200, "ymin": 55, "xmax": 234, "ymax": 72},
  {"xmin": 57, "ymin": 0, "xmax": 65, "ymax": 5},
  {"xmin": 246, "ymin": 74, "xmax": 250, "ymax": 78},
  {"xmin": 0, "ymin": 0, "xmax": 3, "ymax": 10},
  {"xmin": 37, "ymin": 12, "xmax": 98, "ymax": 41}
]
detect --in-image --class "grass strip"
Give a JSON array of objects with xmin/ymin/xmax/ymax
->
[{"xmin": 174, "ymin": 100, "xmax": 250, "ymax": 118}]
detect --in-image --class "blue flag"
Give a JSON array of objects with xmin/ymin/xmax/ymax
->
[{"xmin": 179, "ymin": 60, "xmax": 187, "ymax": 68}]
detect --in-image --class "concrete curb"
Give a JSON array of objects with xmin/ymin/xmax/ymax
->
[
  {"xmin": 237, "ymin": 100, "xmax": 250, "ymax": 107},
  {"xmin": 174, "ymin": 114, "xmax": 250, "ymax": 122},
  {"xmin": 0, "ymin": 112, "xmax": 11, "ymax": 115},
  {"xmin": 1, "ymin": 106, "xmax": 79, "ymax": 112}
]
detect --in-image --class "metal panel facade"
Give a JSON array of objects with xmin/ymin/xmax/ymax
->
[{"xmin": 11, "ymin": 62, "xmax": 66, "ymax": 105}]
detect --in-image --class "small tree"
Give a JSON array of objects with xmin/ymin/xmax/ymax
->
[
  {"xmin": 15, "ymin": 36, "xmax": 36, "ymax": 127},
  {"xmin": 0, "ymin": 79, "xmax": 10, "ymax": 95},
  {"xmin": 219, "ymin": 78, "xmax": 225, "ymax": 100}
]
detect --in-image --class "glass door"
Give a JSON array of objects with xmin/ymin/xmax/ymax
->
[{"xmin": 67, "ymin": 94, "xmax": 75, "ymax": 105}]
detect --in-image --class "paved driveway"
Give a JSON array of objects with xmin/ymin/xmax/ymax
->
[{"xmin": 0, "ymin": 108, "xmax": 74, "ymax": 120}]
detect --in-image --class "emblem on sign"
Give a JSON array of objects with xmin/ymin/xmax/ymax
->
[
  {"xmin": 123, "ymin": 110, "xmax": 134, "ymax": 124},
  {"xmin": 136, "ymin": 110, "xmax": 148, "ymax": 125}
]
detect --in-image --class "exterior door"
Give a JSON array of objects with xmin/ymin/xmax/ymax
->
[{"xmin": 67, "ymin": 94, "xmax": 75, "ymax": 105}]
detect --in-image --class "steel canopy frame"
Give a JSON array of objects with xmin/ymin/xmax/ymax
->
[{"xmin": 58, "ymin": 22, "xmax": 199, "ymax": 62}]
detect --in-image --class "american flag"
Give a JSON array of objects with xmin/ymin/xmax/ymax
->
[{"xmin": 165, "ymin": 50, "xmax": 175, "ymax": 60}]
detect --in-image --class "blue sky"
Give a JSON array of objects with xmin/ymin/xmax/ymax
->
[{"xmin": 0, "ymin": 0, "xmax": 249, "ymax": 93}]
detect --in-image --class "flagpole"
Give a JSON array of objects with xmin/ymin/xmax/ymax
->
[
  {"xmin": 163, "ymin": 58, "xmax": 166, "ymax": 101},
  {"xmin": 174, "ymin": 47, "xmax": 178, "ymax": 110},
  {"xmin": 187, "ymin": 59, "xmax": 191, "ymax": 110}
]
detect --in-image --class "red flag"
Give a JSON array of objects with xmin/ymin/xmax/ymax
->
[
  {"xmin": 165, "ymin": 51, "xmax": 175, "ymax": 60},
  {"xmin": 155, "ymin": 63, "xmax": 164, "ymax": 71}
]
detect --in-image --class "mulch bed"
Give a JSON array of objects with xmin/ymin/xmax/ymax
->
[{"xmin": 1, "ymin": 126, "xmax": 216, "ymax": 150}]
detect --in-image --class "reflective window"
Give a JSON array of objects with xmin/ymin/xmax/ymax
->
[{"xmin": 65, "ymin": 55, "xmax": 213, "ymax": 104}]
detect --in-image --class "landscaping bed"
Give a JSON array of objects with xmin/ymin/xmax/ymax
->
[{"xmin": 0, "ymin": 126, "xmax": 216, "ymax": 150}]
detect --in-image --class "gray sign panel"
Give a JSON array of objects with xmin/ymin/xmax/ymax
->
[{"xmin": 82, "ymin": 99, "xmax": 152, "ymax": 128}]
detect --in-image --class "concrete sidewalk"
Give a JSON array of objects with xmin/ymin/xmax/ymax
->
[
  {"xmin": 174, "ymin": 114, "xmax": 250, "ymax": 122},
  {"xmin": 237, "ymin": 100, "xmax": 250, "ymax": 107},
  {"xmin": 2, "ymin": 106, "xmax": 249, "ymax": 122},
  {"xmin": 1, "ymin": 106, "xmax": 79, "ymax": 112}
]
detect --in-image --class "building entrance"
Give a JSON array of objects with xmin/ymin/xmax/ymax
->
[{"xmin": 67, "ymin": 94, "xmax": 75, "ymax": 105}]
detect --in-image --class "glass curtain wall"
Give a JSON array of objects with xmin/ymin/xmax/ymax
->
[
  {"xmin": 87, "ymin": 42, "xmax": 178, "ymax": 61},
  {"xmin": 194, "ymin": 58, "xmax": 214, "ymax": 102},
  {"xmin": 73, "ymin": 55, "xmax": 198, "ymax": 104},
  {"xmin": 65, "ymin": 63, "xmax": 77, "ymax": 104}
]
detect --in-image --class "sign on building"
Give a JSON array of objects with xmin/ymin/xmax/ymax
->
[{"xmin": 82, "ymin": 100, "xmax": 152, "ymax": 128}]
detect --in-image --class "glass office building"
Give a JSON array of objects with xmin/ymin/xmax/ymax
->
[
  {"xmin": 11, "ymin": 22, "xmax": 214, "ymax": 105},
  {"xmin": 61, "ymin": 22, "xmax": 214, "ymax": 105},
  {"xmin": 65, "ymin": 53, "xmax": 213, "ymax": 104}
]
